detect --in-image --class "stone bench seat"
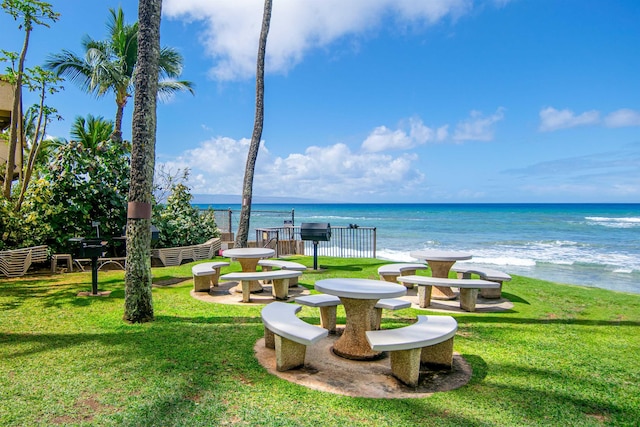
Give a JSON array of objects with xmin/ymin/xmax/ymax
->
[
  {"xmin": 366, "ymin": 315, "xmax": 458, "ymax": 386},
  {"xmin": 221, "ymin": 270, "xmax": 302, "ymax": 302},
  {"xmin": 452, "ymin": 264, "xmax": 512, "ymax": 298},
  {"xmin": 295, "ymin": 294, "xmax": 342, "ymax": 333},
  {"xmin": 258, "ymin": 259, "xmax": 307, "ymax": 285},
  {"xmin": 261, "ymin": 302, "xmax": 329, "ymax": 371},
  {"xmin": 372, "ymin": 298, "xmax": 412, "ymax": 330},
  {"xmin": 294, "ymin": 294, "xmax": 411, "ymax": 332},
  {"xmin": 191, "ymin": 261, "xmax": 230, "ymax": 292},
  {"xmin": 397, "ymin": 275, "xmax": 500, "ymax": 312},
  {"xmin": 377, "ymin": 263, "xmax": 428, "ymax": 287}
]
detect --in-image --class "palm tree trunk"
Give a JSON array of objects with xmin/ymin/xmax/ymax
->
[
  {"xmin": 112, "ymin": 100, "xmax": 125, "ymax": 143},
  {"xmin": 123, "ymin": 0, "xmax": 161, "ymax": 323},
  {"xmin": 235, "ymin": 0, "xmax": 272, "ymax": 248}
]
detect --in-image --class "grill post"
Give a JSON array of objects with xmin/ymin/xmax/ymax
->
[{"xmin": 300, "ymin": 223, "xmax": 331, "ymax": 271}]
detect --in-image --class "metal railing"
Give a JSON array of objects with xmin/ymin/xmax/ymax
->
[
  {"xmin": 208, "ymin": 208, "xmax": 295, "ymax": 235},
  {"xmin": 256, "ymin": 226, "xmax": 376, "ymax": 259}
]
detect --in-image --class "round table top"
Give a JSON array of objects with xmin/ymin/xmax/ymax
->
[
  {"xmin": 222, "ymin": 248, "xmax": 275, "ymax": 258},
  {"xmin": 410, "ymin": 249, "xmax": 472, "ymax": 262},
  {"xmin": 315, "ymin": 278, "xmax": 406, "ymax": 299}
]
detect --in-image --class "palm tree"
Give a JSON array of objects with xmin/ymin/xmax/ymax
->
[
  {"xmin": 45, "ymin": 7, "xmax": 193, "ymax": 142},
  {"xmin": 235, "ymin": 0, "xmax": 273, "ymax": 248},
  {"xmin": 123, "ymin": 0, "xmax": 161, "ymax": 323},
  {"xmin": 70, "ymin": 114, "xmax": 113, "ymax": 155}
]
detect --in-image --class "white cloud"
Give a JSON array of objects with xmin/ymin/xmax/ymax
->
[
  {"xmin": 157, "ymin": 136, "xmax": 426, "ymax": 202},
  {"xmin": 538, "ymin": 107, "xmax": 600, "ymax": 132},
  {"xmin": 452, "ymin": 108, "xmax": 505, "ymax": 141},
  {"xmin": 361, "ymin": 117, "xmax": 448, "ymax": 152},
  {"xmin": 604, "ymin": 108, "xmax": 640, "ymax": 128},
  {"xmin": 163, "ymin": 0, "xmax": 474, "ymax": 81}
]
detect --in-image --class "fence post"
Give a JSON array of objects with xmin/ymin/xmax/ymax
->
[{"xmin": 373, "ymin": 227, "xmax": 376, "ymax": 258}]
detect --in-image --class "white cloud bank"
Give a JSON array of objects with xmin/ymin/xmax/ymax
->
[
  {"xmin": 160, "ymin": 107, "xmax": 507, "ymax": 201},
  {"xmin": 159, "ymin": 136, "xmax": 425, "ymax": 202},
  {"xmin": 453, "ymin": 107, "xmax": 505, "ymax": 141},
  {"xmin": 539, "ymin": 107, "xmax": 640, "ymax": 132},
  {"xmin": 361, "ymin": 108, "xmax": 504, "ymax": 152},
  {"xmin": 163, "ymin": 0, "xmax": 478, "ymax": 81},
  {"xmin": 361, "ymin": 117, "xmax": 448, "ymax": 152}
]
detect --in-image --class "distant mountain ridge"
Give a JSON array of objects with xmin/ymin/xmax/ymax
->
[{"xmin": 191, "ymin": 194, "xmax": 322, "ymax": 204}]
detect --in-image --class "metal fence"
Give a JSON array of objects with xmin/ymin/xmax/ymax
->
[
  {"xmin": 256, "ymin": 226, "xmax": 377, "ymax": 259},
  {"xmin": 209, "ymin": 208, "xmax": 295, "ymax": 234}
]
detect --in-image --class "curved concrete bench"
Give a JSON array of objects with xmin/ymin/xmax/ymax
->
[
  {"xmin": 366, "ymin": 315, "xmax": 457, "ymax": 386},
  {"xmin": 295, "ymin": 294, "xmax": 341, "ymax": 333},
  {"xmin": 372, "ymin": 298, "xmax": 411, "ymax": 330},
  {"xmin": 191, "ymin": 261, "xmax": 230, "ymax": 292},
  {"xmin": 221, "ymin": 270, "xmax": 302, "ymax": 302},
  {"xmin": 397, "ymin": 275, "xmax": 499, "ymax": 312},
  {"xmin": 452, "ymin": 264, "xmax": 511, "ymax": 298},
  {"xmin": 261, "ymin": 302, "xmax": 328, "ymax": 371},
  {"xmin": 377, "ymin": 263, "xmax": 428, "ymax": 287},
  {"xmin": 258, "ymin": 259, "xmax": 307, "ymax": 285}
]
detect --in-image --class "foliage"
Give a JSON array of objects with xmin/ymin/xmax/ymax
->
[
  {"xmin": 69, "ymin": 114, "xmax": 114, "ymax": 154},
  {"xmin": 1, "ymin": 0, "xmax": 59, "ymax": 198},
  {"xmin": 45, "ymin": 6, "xmax": 193, "ymax": 139},
  {"xmin": 16, "ymin": 137, "xmax": 131, "ymax": 252},
  {"xmin": 152, "ymin": 181, "xmax": 219, "ymax": 248}
]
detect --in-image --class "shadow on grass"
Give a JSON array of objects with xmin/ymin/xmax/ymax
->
[
  {"xmin": 454, "ymin": 313, "xmax": 640, "ymax": 327},
  {"xmin": 461, "ymin": 354, "xmax": 488, "ymax": 383},
  {"xmin": 501, "ymin": 292, "xmax": 530, "ymax": 305}
]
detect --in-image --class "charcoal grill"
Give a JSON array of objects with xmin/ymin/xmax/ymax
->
[
  {"xmin": 300, "ymin": 222, "xmax": 331, "ymax": 270},
  {"xmin": 70, "ymin": 238, "xmax": 106, "ymax": 295}
]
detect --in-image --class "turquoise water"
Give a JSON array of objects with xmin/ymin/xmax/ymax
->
[{"xmin": 198, "ymin": 203, "xmax": 640, "ymax": 295}]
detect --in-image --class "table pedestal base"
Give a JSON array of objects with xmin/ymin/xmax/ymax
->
[
  {"xmin": 332, "ymin": 298, "xmax": 381, "ymax": 361},
  {"xmin": 233, "ymin": 258, "xmax": 263, "ymax": 293},
  {"xmin": 429, "ymin": 260, "xmax": 458, "ymax": 300}
]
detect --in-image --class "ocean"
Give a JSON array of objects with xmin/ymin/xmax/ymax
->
[{"xmin": 197, "ymin": 203, "xmax": 640, "ymax": 295}]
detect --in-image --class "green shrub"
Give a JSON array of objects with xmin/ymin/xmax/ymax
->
[{"xmin": 152, "ymin": 183, "xmax": 219, "ymax": 248}]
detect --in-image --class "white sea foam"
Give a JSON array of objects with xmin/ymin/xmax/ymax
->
[
  {"xmin": 585, "ymin": 216, "xmax": 640, "ymax": 228},
  {"xmin": 468, "ymin": 256, "xmax": 537, "ymax": 267}
]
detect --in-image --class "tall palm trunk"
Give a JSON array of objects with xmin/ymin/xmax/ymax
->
[
  {"xmin": 123, "ymin": 0, "xmax": 161, "ymax": 323},
  {"xmin": 235, "ymin": 0, "xmax": 272, "ymax": 248}
]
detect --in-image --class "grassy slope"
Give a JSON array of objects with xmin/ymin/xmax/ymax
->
[{"xmin": 0, "ymin": 256, "xmax": 638, "ymax": 426}]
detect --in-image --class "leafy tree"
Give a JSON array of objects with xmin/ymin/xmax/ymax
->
[
  {"xmin": 236, "ymin": 0, "xmax": 272, "ymax": 247},
  {"xmin": 46, "ymin": 6, "xmax": 194, "ymax": 142},
  {"xmin": 1, "ymin": 0, "xmax": 59, "ymax": 198},
  {"xmin": 152, "ymin": 182, "xmax": 219, "ymax": 249},
  {"xmin": 19, "ymin": 138, "xmax": 131, "ymax": 252},
  {"xmin": 14, "ymin": 65, "xmax": 62, "ymax": 211}
]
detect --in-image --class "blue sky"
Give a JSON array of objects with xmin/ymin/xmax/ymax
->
[{"xmin": 2, "ymin": 0, "xmax": 640, "ymax": 203}]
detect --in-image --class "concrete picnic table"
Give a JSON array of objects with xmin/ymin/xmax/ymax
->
[
  {"xmin": 222, "ymin": 247, "xmax": 275, "ymax": 293},
  {"xmin": 315, "ymin": 278, "xmax": 406, "ymax": 361},
  {"xmin": 410, "ymin": 249, "xmax": 472, "ymax": 299}
]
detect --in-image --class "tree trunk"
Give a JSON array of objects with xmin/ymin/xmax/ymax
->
[
  {"xmin": 235, "ymin": 0, "xmax": 272, "ymax": 248},
  {"xmin": 123, "ymin": 0, "xmax": 161, "ymax": 323},
  {"xmin": 112, "ymin": 98, "xmax": 125, "ymax": 144},
  {"xmin": 15, "ymin": 82, "xmax": 47, "ymax": 211},
  {"xmin": 3, "ymin": 27, "xmax": 30, "ymax": 198}
]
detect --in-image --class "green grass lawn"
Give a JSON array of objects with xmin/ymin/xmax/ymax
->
[{"xmin": 1, "ymin": 256, "xmax": 639, "ymax": 426}]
